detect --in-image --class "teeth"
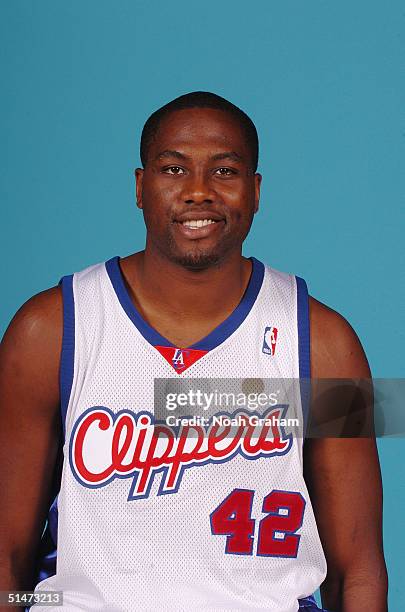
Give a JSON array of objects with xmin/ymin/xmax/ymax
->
[{"xmin": 182, "ymin": 219, "xmax": 216, "ymax": 229}]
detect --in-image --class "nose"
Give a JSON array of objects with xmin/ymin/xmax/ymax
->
[{"xmin": 181, "ymin": 174, "xmax": 215, "ymax": 205}]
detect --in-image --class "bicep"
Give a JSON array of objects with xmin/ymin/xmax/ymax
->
[
  {"xmin": 306, "ymin": 297, "xmax": 385, "ymax": 586},
  {"xmin": 0, "ymin": 288, "xmax": 62, "ymax": 587}
]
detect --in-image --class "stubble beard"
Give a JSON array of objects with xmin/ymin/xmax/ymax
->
[{"xmin": 165, "ymin": 232, "xmax": 225, "ymax": 270}]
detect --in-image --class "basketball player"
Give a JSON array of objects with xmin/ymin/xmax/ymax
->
[{"xmin": 0, "ymin": 92, "xmax": 387, "ymax": 611}]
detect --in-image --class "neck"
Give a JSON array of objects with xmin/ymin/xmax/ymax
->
[{"xmin": 120, "ymin": 246, "xmax": 252, "ymax": 320}]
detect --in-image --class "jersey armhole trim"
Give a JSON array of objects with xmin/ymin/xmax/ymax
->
[
  {"xmin": 59, "ymin": 274, "xmax": 75, "ymax": 437},
  {"xmin": 296, "ymin": 276, "xmax": 311, "ymax": 435},
  {"xmin": 296, "ymin": 276, "xmax": 311, "ymax": 379}
]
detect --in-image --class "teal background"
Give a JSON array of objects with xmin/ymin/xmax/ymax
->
[{"xmin": 1, "ymin": 0, "xmax": 403, "ymax": 607}]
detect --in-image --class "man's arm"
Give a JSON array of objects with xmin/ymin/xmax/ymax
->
[
  {"xmin": 0, "ymin": 288, "xmax": 62, "ymax": 603},
  {"xmin": 304, "ymin": 297, "xmax": 388, "ymax": 612}
]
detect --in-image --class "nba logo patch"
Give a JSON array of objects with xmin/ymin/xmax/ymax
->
[{"xmin": 262, "ymin": 326, "xmax": 278, "ymax": 356}]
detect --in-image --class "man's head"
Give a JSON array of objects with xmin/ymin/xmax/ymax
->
[
  {"xmin": 140, "ymin": 92, "xmax": 259, "ymax": 173},
  {"xmin": 136, "ymin": 92, "xmax": 261, "ymax": 269}
]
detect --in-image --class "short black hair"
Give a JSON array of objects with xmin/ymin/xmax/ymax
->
[{"xmin": 140, "ymin": 91, "xmax": 259, "ymax": 172}]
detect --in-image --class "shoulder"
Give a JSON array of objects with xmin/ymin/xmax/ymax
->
[
  {"xmin": 1, "ymin": 285, "xmax": 63, "ymax": 347},
  {"xmin": 309, "ymin": 296, "xmax": 370, "ymax": 378},
  {"xmin": 0, "ymin": 286, "xmax": 63, "ymax": 405}
]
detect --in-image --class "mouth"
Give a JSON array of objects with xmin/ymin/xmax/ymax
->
[
  {"xmin": 179, "ymin": 218, "xmax": 218, "ymax": 230},
  {"xmin": 173, "ymin": 214, "xmax": 225, "ymax": 239}
]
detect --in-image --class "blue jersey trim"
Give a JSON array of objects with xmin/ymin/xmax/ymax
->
[
  {"xmin": 296, "ymin": 276, "xmax": 311, "ymax": 434},
  {"xmin": 34, "ymin": 496, "xmax": 58, "ymax": 586},
  {"xmin": 298, "ymin": 594, "xmax": 330, "ymax": 610},
  {"xmin": 105, "ymin": 256, "xmax": 265, "ymax": 352},
  {"xmin": 296, "ymin": 276, "xmax": 311, "ymax": 379},
  {"xmin": 59, "ymin": 274, "xmax": 75, "ymax": 436}
]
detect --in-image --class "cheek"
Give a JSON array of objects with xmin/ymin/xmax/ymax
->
[
  {"xmin": 142, "ymin": 183, "xmax": 175, "ymax": 216},
  {"xmin": 224, "ymin": 184, "xmax": 256, "ymax": 215}
]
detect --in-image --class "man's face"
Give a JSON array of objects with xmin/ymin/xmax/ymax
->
[{"xmin": 136, "ymin": 108, "xmax": 261, "ymax": 269}]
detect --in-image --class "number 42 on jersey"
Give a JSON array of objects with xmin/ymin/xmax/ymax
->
[{"xmin": 210, "ymin": 489, "xmax": 306, "ymax": 557}]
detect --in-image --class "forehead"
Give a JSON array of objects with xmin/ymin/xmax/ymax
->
[{"xmin": 150, "ymin": 108, "xmax": 249, "ymax": 157}]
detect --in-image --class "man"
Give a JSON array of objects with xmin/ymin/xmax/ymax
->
[{"xmin": 0, "ymin": 92, "xmax": 387, "ymax": 611}]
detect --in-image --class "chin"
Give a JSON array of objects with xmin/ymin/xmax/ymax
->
[
  {"xmin": 161, "ymin": 231, "xmax": 239, "ymax": 270},
  {"xmin": 169, "ymin": 249, "xmax": 223, "ymax": 270}
]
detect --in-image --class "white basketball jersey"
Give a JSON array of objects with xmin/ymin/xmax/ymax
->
[{"xmin": 33, "ymin": 256, "xmax": 327, "ymax": 611}]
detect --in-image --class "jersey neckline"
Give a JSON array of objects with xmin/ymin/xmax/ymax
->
[{"xmin": 105, "ymin": 255, "xmax": 265, "ymax": 352}]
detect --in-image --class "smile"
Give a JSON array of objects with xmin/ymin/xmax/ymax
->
[
  {"xmin": 173, "ymin": 216, "xmax": 225, "ymax": 240},
  {"xmin": 181, "ymin": 219, "xmax": 217, "ymax": 229}
]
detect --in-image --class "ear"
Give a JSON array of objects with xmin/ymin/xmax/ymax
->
[
  {"xmin": 254, "ymin": 173, "xmax": 262, "ymax": 214},
  {"xmin": 135, "ymin": 168, "xmax": 144, "ymax": 209}
]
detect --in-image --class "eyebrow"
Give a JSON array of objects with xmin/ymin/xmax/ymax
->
[
  {"xmin": 154, "ymin": 150, "xmax": 188, "ymax": 161},
  {"xmin": 210, "ymin": 151, "xmax": 243, "ymax": 163},
  {"xmin": 154, "ymin": 150, "xmax": 244, "ymax": 163}
]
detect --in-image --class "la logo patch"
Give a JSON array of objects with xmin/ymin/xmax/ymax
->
[
  {"xmin": 172, "ymin": 348, "xmax": 185, "ymax": 369},
  {"xmin": 262, "ymin": 326, "xmax": 278, "ymax": 356},
  {"xmin": 155, "ymin": 345, "xmax": 208, "ymax": 373}
]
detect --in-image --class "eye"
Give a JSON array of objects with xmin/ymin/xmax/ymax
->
[
  {"xmin": 163, "ymin": 166, "xmax": 185, "ymax": 175},
  {"xmin": 215, "ymin": 167, "xmax": 237, "ymax": 176}
]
